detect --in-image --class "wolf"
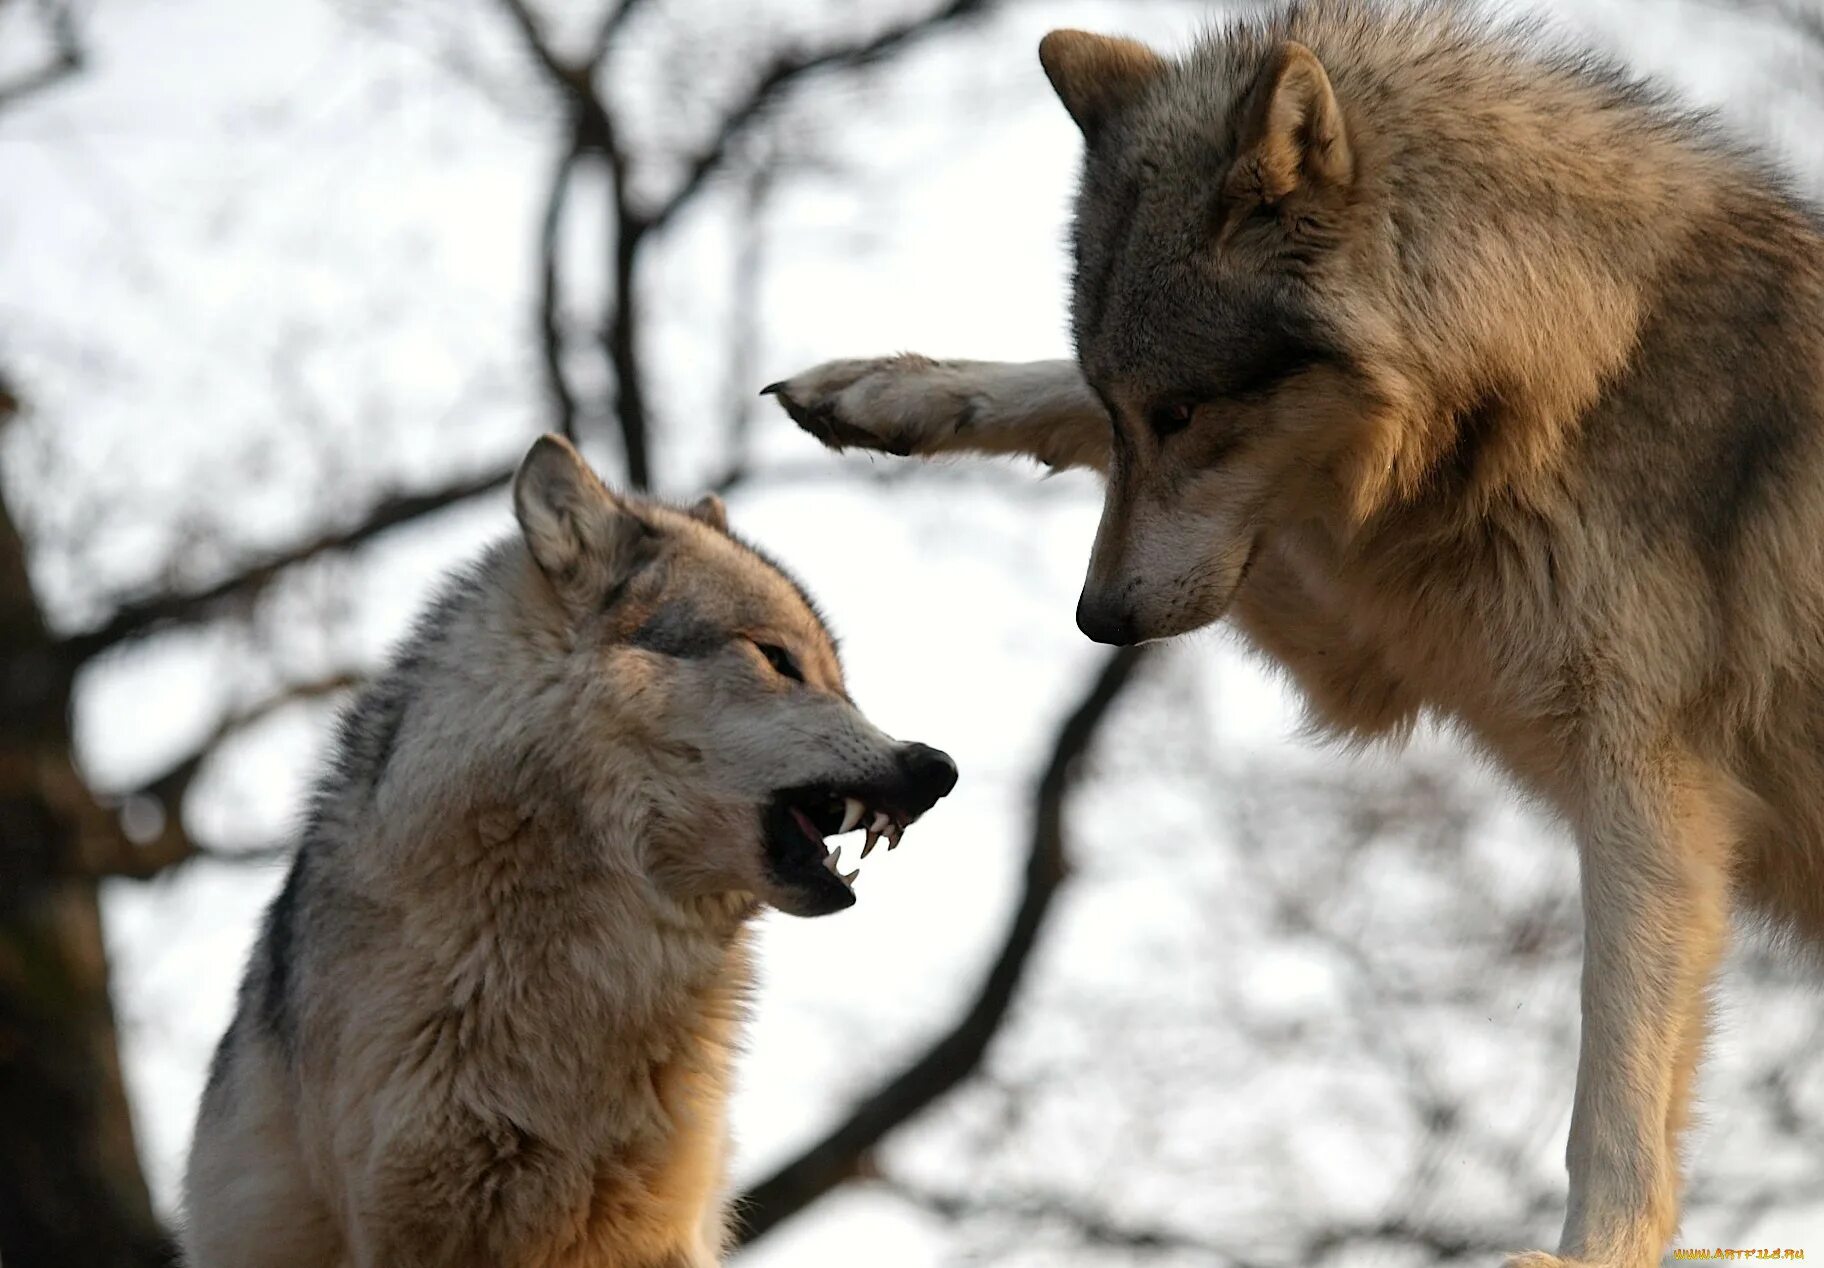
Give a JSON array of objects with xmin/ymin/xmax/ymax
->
[
  {"xmin": 766, "ymin": 4, "xmax": 1824, "ymax": 1264},
  {"xmin": 182, "ymin": 434, "xmax": 957, "ymax": 1268}
]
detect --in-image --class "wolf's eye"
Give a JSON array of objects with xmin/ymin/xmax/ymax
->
[
  {"xmin": 754, "ymin": 642, "xmax": 804, "ymax": 683},
  {"xmin": 1150, "ymin": 402, "xmax": 1196, "ymax": 438}
]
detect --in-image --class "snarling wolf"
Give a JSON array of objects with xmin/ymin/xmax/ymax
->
[
  {"xmin": 182, "ymin": 436, "xmax": 956, "ymax": 1268},
  {"xmin": 768, "ymin": 3, "xmax": 1824, "ymax": 1264}
]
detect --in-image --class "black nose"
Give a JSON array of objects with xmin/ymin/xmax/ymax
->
[
  {"xmin": 1075, "ymin": 594, "xmax": 1137, "ymax": 646},
  {"xmin": 898, "ymin": 742, "xmax": 959, "ymax": 812}
]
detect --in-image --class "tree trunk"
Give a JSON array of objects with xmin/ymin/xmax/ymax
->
[{"xmin": 0, "ymin": 484, "xmax": 175, "ymax": 1268}]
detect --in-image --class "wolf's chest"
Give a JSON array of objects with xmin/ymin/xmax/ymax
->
[{"xmin": 1254, "ymin": 526, "xmax": 1576, "ymax": 755}]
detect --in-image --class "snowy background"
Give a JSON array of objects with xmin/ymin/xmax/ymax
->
[{"xmin": 4, "ymin": 0, "xmax": 1823, "ymax": 1261}]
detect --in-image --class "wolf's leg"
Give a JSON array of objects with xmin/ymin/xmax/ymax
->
[
  {"xmin": 765, "ymin": 356, "xmax": 1111, "ymax": 473},
  {"xmin": 1662, "ymin": 975, "xmax": 1711, "ymax": 1199},
  {"xmin": 1509, "ymin": 754, "xmax": 1735, "ymax": 1268}
]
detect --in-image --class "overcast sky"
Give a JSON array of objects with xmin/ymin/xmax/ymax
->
[{"xmin": 6, "ymin": 0, "xmax": 1824, "ymax": 1260}]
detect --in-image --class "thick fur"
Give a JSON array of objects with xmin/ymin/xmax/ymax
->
[
  {"xmin": 184, "ymin": 437, "xmax": 953, "ymax": 1268},
  {"xmin": 768, "ymin": 4, "xmax": 1824, "ymax": 1265}
]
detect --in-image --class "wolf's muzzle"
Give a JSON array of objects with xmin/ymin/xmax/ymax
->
[
  {"xmin": 1075, "ymin": 592, "xmax": 1138, "ymax": 645},
  {"xmin": 762, "ymin": 740, "xmax": 958, "ymax": 916},
  {"xmin": 895, "ymin": 742, "xmax": 959, "ymax": 816}
]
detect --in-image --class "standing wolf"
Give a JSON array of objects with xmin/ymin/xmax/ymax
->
[
  {"xmin": 768, "ymin": 3, "xmax": 1824, "ymax": 1264},
  {"xmin": 183, "ymin": 435, "xmax": 956, "ymax": 1268}
]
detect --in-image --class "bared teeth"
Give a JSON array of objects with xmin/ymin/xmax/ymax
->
[
  {"xmin": 839, "ymin": 798, "xmax": 865, "ymax": 834},
  {"xmin": 822, "ymin": 807, "xmax": 913, "ymax": 883}
]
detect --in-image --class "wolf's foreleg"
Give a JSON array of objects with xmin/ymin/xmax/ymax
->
[
  {"xmin": 1511, "ymin": 754, "xmax": 1735, "ymax": 1268},
  {"xmin": 766, "ymin": 356, "xmax": 1111, "ymax": 473}
]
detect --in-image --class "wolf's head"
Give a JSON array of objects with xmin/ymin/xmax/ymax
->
[
  {"xmin": 510, "ymin": 435, "xmax": 956, "ymax": 918},
  {"xmin": 1040, "ymin": 10, "xmax": 1638, "ymax": 643},
  {"xmin": 1042, "ymin": 23, "xmax": 1368, "ymax": 645}
]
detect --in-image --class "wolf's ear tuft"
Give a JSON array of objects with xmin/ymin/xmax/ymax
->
[
  {"xmin": 1230, "ymin": 41, "xmax": 1352, "ymax": 204},
  {"xmin": 686, "ymin": 493, "xmax": 728, "ymax": 532},
  {"xmin": 514, "ymin": 435, "xmax": 648, "ymax": 602},
  {"xmin": 1039, "ymin": 29, "xmax": 1165, "ymax": 143}
]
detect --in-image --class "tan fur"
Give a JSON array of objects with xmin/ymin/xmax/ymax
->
[
  {"xmin": 185, "ymin": 436, "xmax": 954, "ymax": 1266},
  {"xmin": 768, "ymin": 4, "xmax": 1824, "ymax": 1264}
]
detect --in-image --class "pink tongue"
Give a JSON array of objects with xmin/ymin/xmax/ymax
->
[{"xmin": 789, "ymin": 806, "xmax": 825, "ymax": 847}]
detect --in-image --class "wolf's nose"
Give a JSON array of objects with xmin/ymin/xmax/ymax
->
[
  {"xmin": 1075, "ymin": 594, "xmax": 1137, "ymax": 646},
  {"xmin": 899, "ymin": 742, "xmax": 959, "ymax": 810}
]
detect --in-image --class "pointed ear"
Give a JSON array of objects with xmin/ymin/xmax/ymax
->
[
  {"xmin": 1039, "ymin": 29, "xmax": 1166, "ymax": 142},
  {"xmin": 1230, "ymin": 41, "xmax": 1352, "ymax": 204},
  {"xmin": 686, "ymin": 493, "xmax": 727, "ymax": 532},
  {"xmin": 513, "ymin": 435, "xmax": 650, "ymax": 602}
]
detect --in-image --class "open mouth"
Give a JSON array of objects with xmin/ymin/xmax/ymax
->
[{"xmin": 762, "ymin": 786, "xmax": 929, "ymax": 914}]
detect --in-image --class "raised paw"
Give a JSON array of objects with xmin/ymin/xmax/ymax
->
[{"xmin": 762, "ymin": 354, "xmax": 972, "ymax": 457}]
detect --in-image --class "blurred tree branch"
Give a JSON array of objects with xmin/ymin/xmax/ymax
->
[
  {"xmin": 62, "ymin": 467, "xmax": 513, "ymax": 664},
  {"xmin": 0, "ymin": 0, "xmax": 83, "ymax": 113},
  {"xmin": 77, "ymin": 673, "xmax": 359, "ymax": 881},
  {"xmin": 880, "ymin": 1172, "xmax": 1250, "ymax": 1260},
  {"xmin": 880, "ymin": 1175, "xmax": 1514, "ymax": 1265},
  {"xmin": 1725, "ymin": 0, "xmax": 1824, "ymax": 48},
  {"xmin": 648, "ymin": 0, "xmax": 990, "ymax": 234},
  {"xmin": 492, "ymin": 0, "xmax": 648, "ymax": 481},
  {"xmin": 492, "ymin": 0, "xmax": 996, "ymax": 490},
  {"xmin": 892, "ymin": 1172, "xmax": 1254, "ymax": 1258},
  {"xmin": 537, "ymin": 144, "xmax": 584, "ymax": 443},
  {"xmin": 731, "ymin": 645, "xmax": 1148, "ymax": 1246}
]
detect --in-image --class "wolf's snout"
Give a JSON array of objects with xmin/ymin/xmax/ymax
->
[
  {"xmin": 1075, "ymin": 592, "xmax": 1137, "ymax": 646},
  {"xmin": 896, "ymin": 742, "xmax": 958, "ymax": 815}
]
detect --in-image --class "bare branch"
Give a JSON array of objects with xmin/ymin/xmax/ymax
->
[
  {"xmin": 128, "ymin": 673, "xmax": 359, "ymax": 808},
  {"xmin": 878, "ymin": 1173, "xmax": 1255, "ymax": 1261},
  {"xmin": 538, "ymin": 144, "xmax": 584, "ymax": 442},
  {"xmin": 0, "ymin": 0, "xmax": 83, "ymax": 115},
  {"xmin": 488, "ymin": 0, "xmax": 648, "ymax": 483},
  {"xmin": 488, "ymin": 0, "xmax": 632, "ymax": 194},
  {"xmin": 649, "ymin": 0, "xmax": 992, "ymax": 233},
  {"xmin": 0, "ymin": 48, "xmax": 81, "ymax": 113},
  {"xmin": 586, "ymin": 0, "xmax": 650, "ymax": 68},
  {"xmin": 882, "ymin": 1174, "xmax": 1519, "ymax": 1267},
  {"xmin": 492, "ymin": 0, "xmax": 645, "ymax": 83},
  {"xmin": 62, "ymin": 467, "xmax": 512, "ymax": 664},
  {"xmin": 490, "ymin": 0, "xmax": 582, "ymax": 89},
  {"xmin": 601, "ymin": 212, "xmax": 651, "ymax": 489},
  {"xmin": 78, "ymin": 672, "xmax": 356, "ymax": 880},
  {"xmin": 731, "ymin": 645, "xmax": 1148, "ymax": 1246},
  {"xmin": 88, "ymin": 834, "xmax": 295, "ymax": 882},
  {"xmin": 1717, "ymin": 0, "xmax": 1824, "ymax": 51}
]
